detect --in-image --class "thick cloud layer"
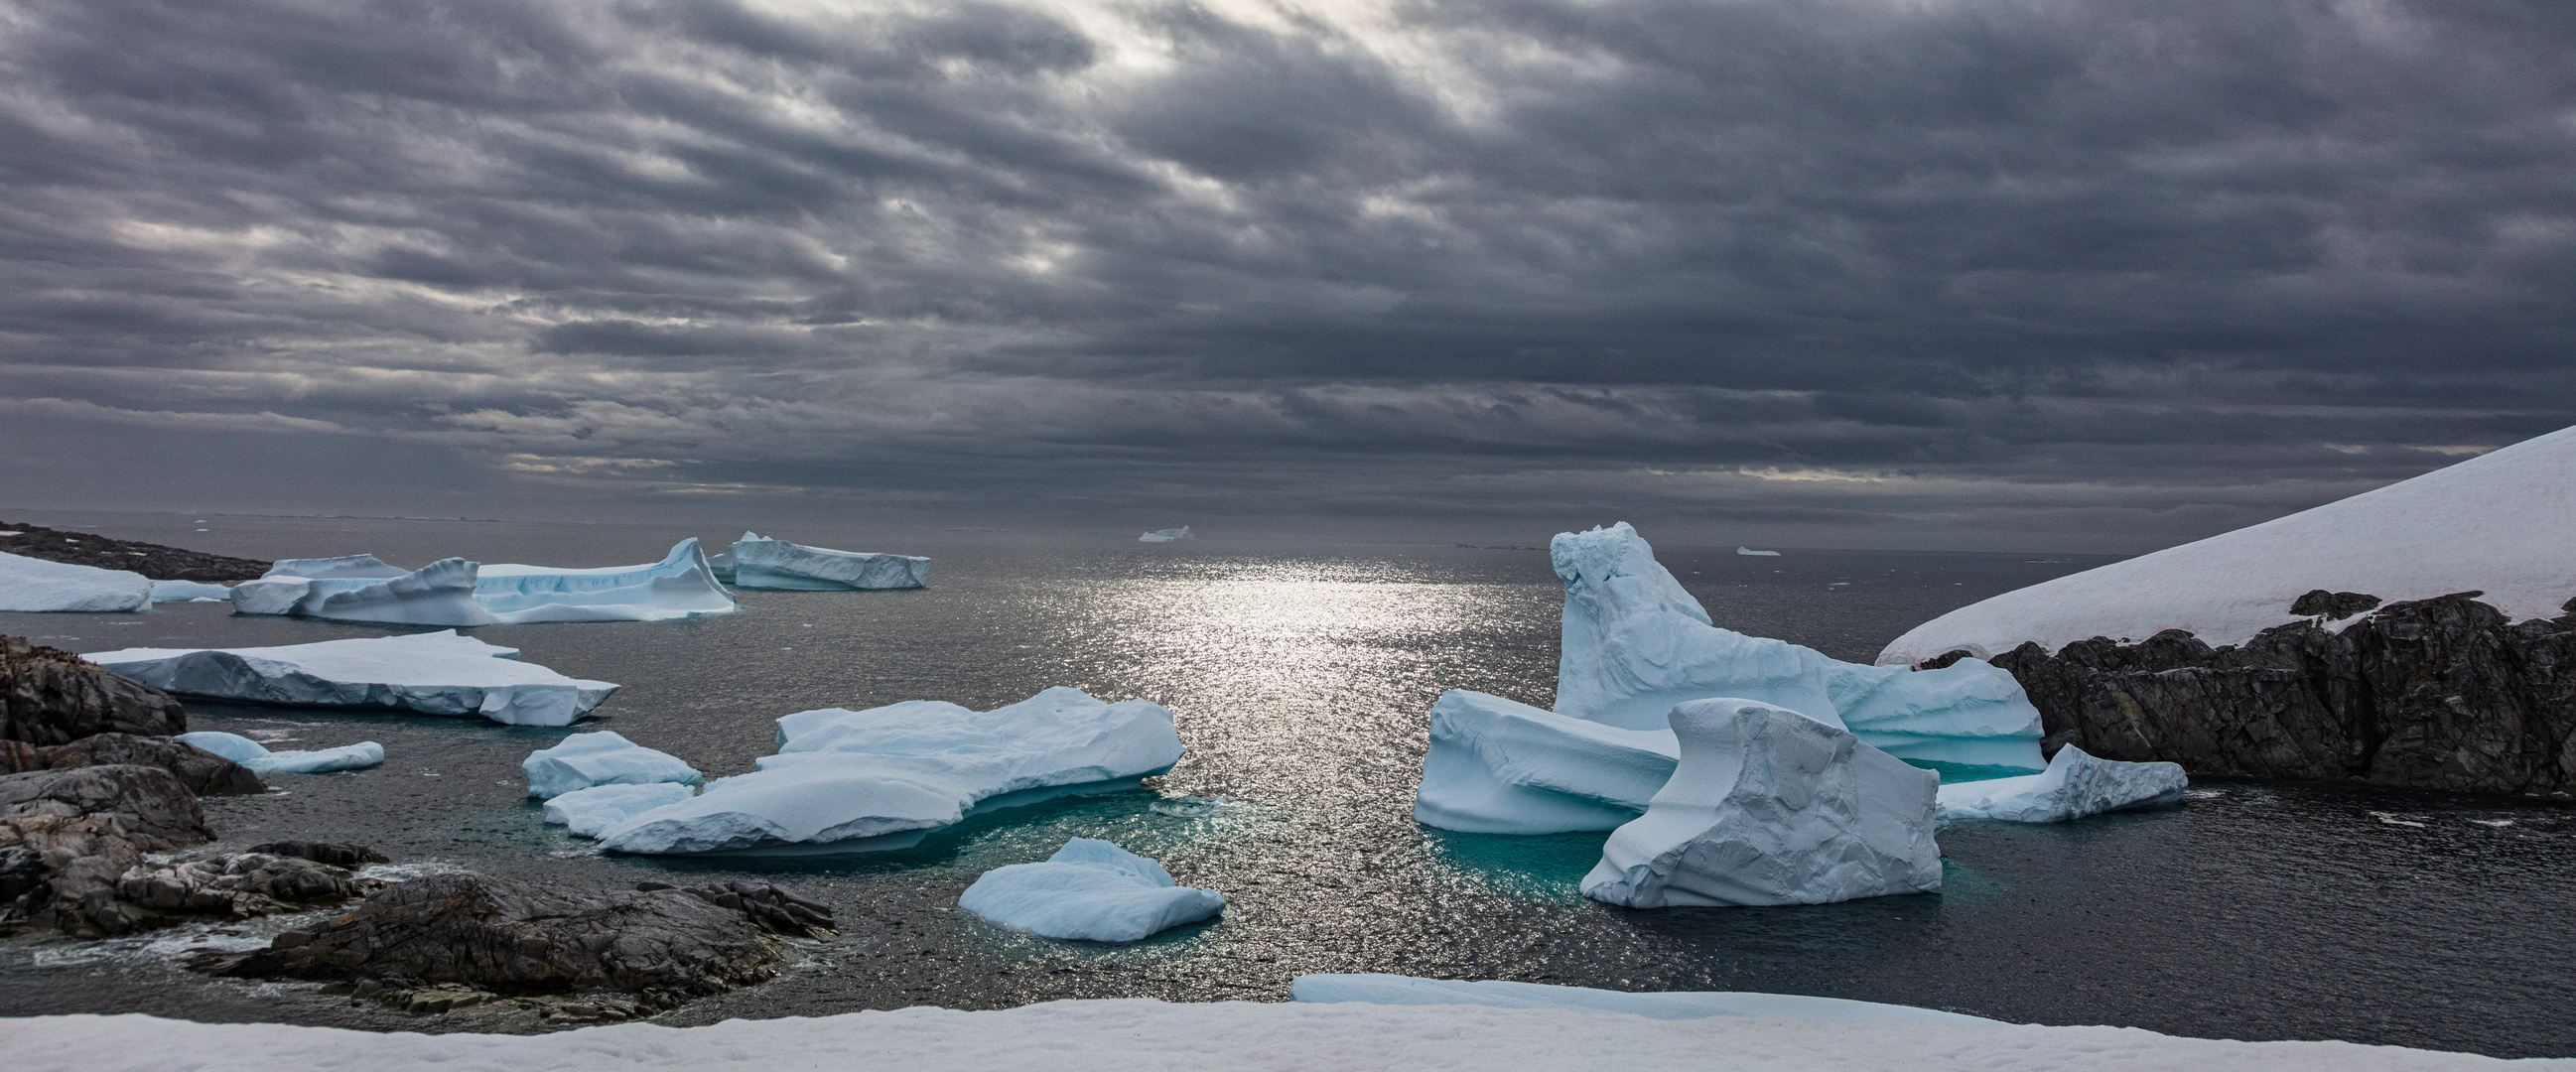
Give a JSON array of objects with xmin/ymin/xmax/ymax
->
[{"xmin": 1, "ymin": 0, "xmax": 2569, "ymax": 548}]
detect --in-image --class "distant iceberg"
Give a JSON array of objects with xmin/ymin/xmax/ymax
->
[
  {"xmin": 1936, "ymin": 745, "xmax": 2187, "ymax": 823},
  {"xmin": 723, "ymin": 532, "xmax": 929, "ymax": 591},
  {"xmin": 1579, "ymin": 699, "xmax": 1942, "ymax": 907},
  {"xmin": 1879, "ymin": 424, "xmax": 2576, "ymax": 665},
  {"xmin": 0, "ymin": 551, "xmax": 152, "ymax": 612},
  {"xmin": 148, "ymin": 580, "xmax": 233, "ymax": 603},
  {"xmin": 175, "ymin": 730, "xmax": 383, "ymax": 774},
  {"xmin": 521, "ymin": 731, "xmax": 701, "ymax": 800},
  {"xmin": 234, "ymin": 539, "xmax": 736, "ymax": 625},
  {"xmin": 1735, "ymin": 546, "xmax": 1781, "ymax": 557},
  {"xmin": 85, "ymin": 630, "xmax": 618, "ymax": 727},
  {"xmin": 958, "ymin": 839, "xmax": 1225, "ymax": 942},
  {"xmin": 592, "ymin": 687, "xmax": 1185, "ymax": 855},
  {"xmin": 1290, "ymin": 974, "xmax": 2000, "ymax": 1024},
  {"xmin": 1140, "ymin": 526, "xmax": 1193, "ymax": 542}
]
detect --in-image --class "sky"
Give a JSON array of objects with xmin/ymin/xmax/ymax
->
[{"xmin": 1, "ymin": 0, "xmax": 2570, "ymax": 551}]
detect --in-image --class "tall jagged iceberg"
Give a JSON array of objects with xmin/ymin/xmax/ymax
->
[
  {"xmin": 721, "ymin": 532, "xmax": 929, "ymax": 591},
  {"xmin": 85, "ymin": 630, "xmax": 618, "ymax": 727},
  {"xmin": 232, "ymin": 539, "xmax": 736, "ymax": 625},
  {"xmin": 592, "ymin": 687, "xmax": 1185, "ymax": 855},
  {"xmin": 1554, "ymin": 524, "xmax": 1841, "ymax": 731},
  {"xmin": 1580, "ymin": 699, "xmax": 1943, "ymax": 907},
  {"xmin": 0, "ymin": 551, "xmax": 153, "ymax": 612}
]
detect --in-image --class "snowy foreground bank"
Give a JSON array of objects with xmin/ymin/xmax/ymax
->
[{"xmin": 1, "ymin": 1003, "xmax": 2552, "ymax": 1072}]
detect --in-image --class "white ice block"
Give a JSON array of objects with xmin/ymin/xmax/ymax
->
[
  {"xmin": 958, "ymin": 839, "xmax": 1224, "ymax": 942},
  {"xmin": 726, "ymin": 532, "xmax": 929, "ymax": 591},
  {"xmin": 1412, "ymin": 690, "xmax": 1678, "ymax": 834},
  {"xmin": 522, "ymin": 731, "xmax": 701, "ymax": 800},
  {"xmin": 1935, "ymin": 744, "xmax": 2188, "ymax": 823},
  {"xmin": 0, "ymin": 551, "xmax": 152, "ymax": 612},
  {"xmin": 175, "ymin": 730, "xmax": 382, "ymax": 774},
  {"xmin": 84, "ymin": 630, "xmax": 618, "ymax": 727}
]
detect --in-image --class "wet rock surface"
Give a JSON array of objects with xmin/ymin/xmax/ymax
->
[
  {"xmin": 116, "ymin": 853, "xmax": 378, "ymax": 918},
  {"xmin": 0, "ymin": 522, "xmax": 270, "ymax": 583},
  {"xmin": 247, "ymin": 841, "xmax": 390, "ymax": 868},
  {"xmin": 0, "ymin": 764, "xmax": 211, "ymax": 850},
  {"xmin": 1982, "ymin": 593, "xmax": 2576, "ymax": 795},
  {"xmin": 0, "ymin": 733, "xmax": 264, "ymax": 795},
  {"xmin": 215, "ymin": 872, "xmax": 835, "ymax": 1014},
  {"xmin": 1, "ymin": 636, "xmax": 188, "ymax": 746}
]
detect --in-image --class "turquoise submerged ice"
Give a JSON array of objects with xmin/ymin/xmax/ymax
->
[
  {"xmin": 721, "ymin": 532, "xmax": 929, "ymax": 591},
  {"xmin": 175, "ymin": 731, "xmax": 382, "ymax": 774},
  {"xmin": 592, "ymin": 687, "xmax": 1186, "ymax": 855},
  {"xmin": 521, "ymin": 732, "xmax": 701, "ymax": 800},
  {"xmin": 1936, "ymin": 744, "xmax": 2187, "ymax": 823},
  {"xmin": 542, "ymin": 782, "xmax": 698, "ymax": 837},
  {"xmin": 959, "ymin": 839, "xmax": 1225, "ymax": 942},
  {"xmin": 231, "ymin": 539, "xmax": 736, "ymax": 625},
  {"xmin": 1289, "ymin": 974, "xmax": 2000, "ymax": 1025},
  {"xmin": 82, "ymin": 630, "xmax": 617, "ymax": 727}
]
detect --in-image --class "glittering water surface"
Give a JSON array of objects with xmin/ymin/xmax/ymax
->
[{"xmin": 3, "ymin": 514, "xmax": 2572, "ymax": 1057}]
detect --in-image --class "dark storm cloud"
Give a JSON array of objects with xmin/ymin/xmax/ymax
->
[{"xmin": 1, "ymin": 0, "xmax": 2570, "ymax": 548}]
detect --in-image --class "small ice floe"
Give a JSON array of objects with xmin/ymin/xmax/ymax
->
[
  {"xmin": 522, "ymin": 732, "xmax": 702, "ymax": 800},
  {"xmin": 84, "ymin": 630, "xmax": 618, "ymax": 727},
  {"xmin": 1139, "ymin": 526, "xmax": 1194, "ymax": 543},
  {"xmin": 176, "ymin": 731, "xmax": 382, "ymax": 774},
  {"xmin": 2470, "ymin": 819, "xmax": 2515, "ymax": 828},
  {"xmin": 1934, "ymin": 746, "xmax": 2188, "ymax": 823},
  {"xmin": 1735, "ymin": 547, "xmax": 1782, "ymax": 557},
  {"xmin": 958, "ymin": 839, "xmax": 1225, "ymax": 942},
  {"xmin": 0, "ymin": 551, "xmax": 152, "ymax": 612}
]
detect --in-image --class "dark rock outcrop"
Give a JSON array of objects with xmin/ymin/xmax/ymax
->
[
  {"xmin": 218, "ymin": 872, "xmax": 833, "ymax": 1010},
  {"xmin": 2, "ymin": 636, "xmax": 188, "ymax": 745},
  {"xmin": 0, "ymin": 764, "xmax": 211, "ymax": 850},
  {"xmin": 0, "ymin": 813, "xmax": 149, "ymax": 934},
  {"xmin": 0, "ymin": 733, "xmax": 263, "ymax": 795},
  {"xmin": 117, "ymin": 853, "xmax": 378, "ymax": 919},
  {"xmin": 2290, "ymin": 590, "xmax": 2383, "ymax": 619},
  {"xmin": 1982, "ymin": 593, "xmax": 2576, "ymax": 795},
  {"xmin": 247, "ymin": 841, "xmax": 389, "ymax": 868},
  {"xmin": 0, "ymin": 521, "xmax": 270, "ymax": 583},
  {"xmin": 634, "ymin": 879, "xmax": 836, "ymax": 940}
]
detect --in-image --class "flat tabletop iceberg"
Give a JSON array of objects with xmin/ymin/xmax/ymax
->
[
  {"xmin": 0, "ymin": 551, "xmax": 153, "ymax": 612},
  {"xmin": 595, "ymin": 687, "xmax": 1185, "ymax": 855},
  {"xmin": 724, "ymin": 532, "xmax": 929, "ymax": 591},
  {"xmin": 958, "ymin": 839, "xmax": 1225, "ymax": 942},
  {"xmin": 84, "ymin": 630, "xmax": 619, "ymax": 727},
  {"xmin": 1880, "ymin": 423, "xmax": 2576, "ymax": 665},
  {"xmin": 233, "ymin": 539, "xmax": 736, "ymax": 626}
]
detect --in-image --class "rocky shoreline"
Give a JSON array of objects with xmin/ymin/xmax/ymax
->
[
  {"xmin": 0, "ymin": 521, "xmax": 270, "ymax": 583},
  {"xmin": 1947, "ymin": 592, "xmax": 2576, "ymax": 796}
]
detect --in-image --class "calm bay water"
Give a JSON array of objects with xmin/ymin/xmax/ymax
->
[{"xmin": 2, "ymin": 512, "xmax": 2570, "ymax": 1057}]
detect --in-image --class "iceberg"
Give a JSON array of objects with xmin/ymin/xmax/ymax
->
[
  {"xmin": 1879, "ymin": 424, "xmax": 2576, "ymax": 665},
  {"xmin": 82, "ymin": 630, "xmax": 618, "ymax": 727},
  {"xmin": 1552, "ymin": 524, "xmax": 1842, "ymax": 731},
  {"xmin": 174, "ymin": 730, "xmax": 382, "ymax": 774},
  {"xmin": 594, "ymin": 687, "xmax": 1185, "ymax": 855},
  {"xmin": 1580, "ymin": 698, "xmax": 1941, "ymax": 907},
  {"xmin": 148, "ymin": 580, "xmax": 233, "ymax": 603},
  {"xmin": 958, "ymin": 838, "xmax": 1225, "ymax": 942},
  {"xmin": 521, "ymin": 732, "xmax": 702, "ymax": 800},
  {"xmin": 233, "ymin": 540, "xmax": 736, "ymax": 625},
  {"xmin": 1735, "ymin": 547, "xmax": 1782, "ymax": 557},
  {"xmin": 0, "ymin": 551, "xmax": 152, "ymax": 612},
  {"xmin": 1414, "ymin": 690, "xmax": 1678, "ymax": 834},
  {"xmin": 1139, "ymin": 526, "xmax": 1193, "ymax": 542},
  {"xmin": 725, "ymin": 532, "xmax": 930, "ymax": 591},
  {"xmin": 542, "ymin": 782, "xmax": 697, "ymax": 837},
  {"xmin": 1936, "ymin": 745, "xmax": 2187, "ymax": 823},
  {"xmin": 1289, "ymin": 974, "xmax": 2001, "ymax": 1025},
  {"xmin": 1826, "ymin": 659, "xmax": 2046, "ymax": 770}
]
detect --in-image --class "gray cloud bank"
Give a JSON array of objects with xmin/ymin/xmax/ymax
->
[{"xmin": 1, "ymin": 0, "xmax": 2569, "ymax": 550}]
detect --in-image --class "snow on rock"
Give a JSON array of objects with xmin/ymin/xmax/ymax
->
[
  {"xmin": 726, "ymin": 532, "xmax": 930, "ymax": 591},
  {"xmin": 543, "ymin": 782, "xmax": 698, "ymax": 837},
  {"xmin": 174, "ymin": 731, "xmax": 382, "ymax": 774},
  {"xmin": 83, "ymin": 630, "xmax": 618, "ymax": 727},
  {"xmin": 1826, "ymin": 659, "xmax": 2045, "ymax": 770},
  {"xmin": 235, "ymin": 540, "xmax": 736, "ymax": 625},
  {"xmin": 522, "ymin": 732, "xmax": 701, "ymax": 800},
  {"xmin": 1290, "ymin": 974, "xmax": 1999, "ymax": 1025},
  {"xmin": 594, "ymin": 687, "xmax": 1185, "ymax": 855},
  {"xmin": 1413, "ymin": 689, "xmax": 1678, "ymax": 834},
  {"xmin": 1880, "ymin": 425, "xmax": 2576, "ymax": 666},
  {"xmin": 1139, "ymin": 526, "xmax": 1193, "ymax": 542},
  {"xmin": 0, "ymin": 551, "xmax": 152, "ymax": 612},
  {"xmin": 1581, "ymin": 698, "xmax": 1941, "ymax": 908},
  {"xmin": 1936, "ymin": 745, "xmax": 2188, "ymax": 823},
  {"xmin": 1553, "ymin": 524, "xmax": 1841, "ymax": 731},
  {"xmin": 3, "ymin": 1005, "xmax": 2538, "ymax": 1072},
  {"xmin": 958, "ymin": 838, "xmax": 1225, "ymax": 942},
  {"xmin": 1735, "ymin": 547, "xmax": 1782, "ymax": 557},
  {"xmin": 147, "ymin": 580, "xmax": 232, "ymax": 603}
]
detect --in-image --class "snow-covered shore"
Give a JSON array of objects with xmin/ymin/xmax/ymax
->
[{"xmin": 2, "ymin": 1004, "xmax": 2557, "ymax": 1071}]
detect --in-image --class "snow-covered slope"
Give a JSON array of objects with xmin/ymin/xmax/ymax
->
[
  {"xmin": 1881, "ymin": 426, "xmax": 2576, "ymax": 665},
  {"xmin": 1, "ymin": 1005, "xmax": 2547, "ymax": 1072}
]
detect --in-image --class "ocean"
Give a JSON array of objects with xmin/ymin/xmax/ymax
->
[{"xmin": 2, "ymin": 512, "xmax": 2570, "ymax": 1056}]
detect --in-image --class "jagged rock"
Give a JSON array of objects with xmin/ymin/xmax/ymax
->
[
  {"xmin": 1988, "ymin": 593, "xmax": 2576, "ymax": 795},
  {"xmin": 246, "ymin": 841, "xmax": 389, "ymax": 868},
  {"xmin": 634, "ymin": 879, "xmax": 836, "ymax": 940},
  {"xmin": 2291, "ymin": 590, "xmax": 2384, "ymax": 619},
  {"xmin": 0, "ymin": 733, "xmax": 263, "ymax": 795},
  {"xmin": 0, "ymin": 522, "xmax": 270, "ymax": 583},
  {"xmin": 218, "ymin": 872, "xmax": 810, "ymax": 1008},
  {"xmin": 0, "ymin": 813, "xmax": 150, "ymax": 935},
  {"xmin": 3, "ymin": 636, "xmax": 189, "ymax": 746},
  {"xmin": 0, "ymin": 764, "xmax": 210, "ymax": 850},
  {"xmin": 115, "ymin": 853, "xmax": 377, "ymax": 918}
]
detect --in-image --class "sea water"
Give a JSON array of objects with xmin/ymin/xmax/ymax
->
[{"xmin": 1, "ymin": 513, "xmax": 2569, "ymax": 1057}]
